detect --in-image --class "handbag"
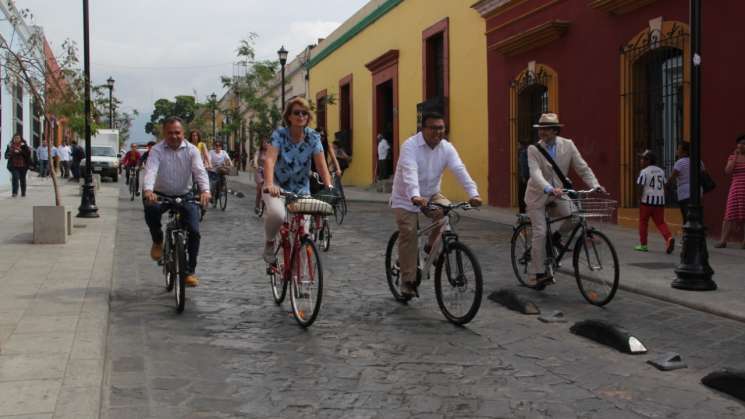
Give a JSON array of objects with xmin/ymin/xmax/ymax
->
[{"xmin": 701, "ymin": 169, "xmax": 716, "ymax": 193}]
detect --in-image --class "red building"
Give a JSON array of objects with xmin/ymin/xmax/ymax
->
[{"xmin": 473, "ymin": 0, "xmax": 745, "ymax": 236}]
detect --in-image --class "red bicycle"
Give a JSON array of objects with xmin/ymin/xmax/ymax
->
[{"xmin": 266, "ymin": 191, "xmax": 333, "ymax": 327}]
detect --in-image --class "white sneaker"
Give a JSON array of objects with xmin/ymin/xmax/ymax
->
[{"xmin": 263, "ymin": 241, "xmax": 277, "ymax": 264}]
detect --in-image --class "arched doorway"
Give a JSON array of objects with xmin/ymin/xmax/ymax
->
[{"xmin": 509, "ymin": 64, "xmax": 558, "ymax": 207}]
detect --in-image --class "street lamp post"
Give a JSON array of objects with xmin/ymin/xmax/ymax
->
[
  {"xmin": 672, "ymin": 0, "xmax": 716, "ymax": 290},
  {"xmin": 106, "ymin": 76, "xmax": 115, "ymax": 129},
  {"xmin": 278, "ymin": 46, "xmax": 288, "ymax": 113},
  {"xmin": 77, "ymin": 0, "xmax": 99, "ymax": 218},
  {"xmin": 210, "ymin": 92, "xmax": 217, "ymax": 142}
]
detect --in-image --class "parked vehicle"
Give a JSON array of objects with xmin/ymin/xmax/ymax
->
[{"xmin": 81, "ymin": 129, "xmax": 120, "ymax": 182}]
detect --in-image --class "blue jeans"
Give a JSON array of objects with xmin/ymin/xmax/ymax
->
[
  {"xmin": 39, "ymin": 160, "xmax": 49, "ymax": 177},
  {"xmin": 10, "ymin": 168, "xmax": 27, "ymax": 195},
  {"xmin": 144, "ymin": 196, "xmax": 201, "ymax": 274}
]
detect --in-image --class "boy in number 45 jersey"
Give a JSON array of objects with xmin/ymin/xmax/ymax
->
[{"xmin": 636, "ymin": 150, "xmax": 675, "ymax": 254}]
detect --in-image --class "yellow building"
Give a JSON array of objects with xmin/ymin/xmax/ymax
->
[{"xmin": 308, "ymin": 0, "xmax": 489, "ymax": 202}]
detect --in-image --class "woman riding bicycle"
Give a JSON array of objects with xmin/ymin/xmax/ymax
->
[
  {"xmin": 188, "ymin": 130, "xmax": 211, "ymax": 170},
  {"xmin": 208, "ymin": 141, "xmax": 232, "ymax": 195},
  {"xmin": 262, "ymin": 97, "xmax": 333, "ymax": 264}
]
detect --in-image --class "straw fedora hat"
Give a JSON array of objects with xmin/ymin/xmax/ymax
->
[{"xmin": 533, "ymin": 113, "xmax": 564, "ymax": 128}]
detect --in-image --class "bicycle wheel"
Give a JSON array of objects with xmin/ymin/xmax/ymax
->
[
  {"xmin": 510, "ymin": 222, "xmax": 533, "ymax": 287},
  {"xmin": 257, "ymin": 200, "xmax": 265, "ymax": 218},
  {"xmin": 384, "ymin": 231, "xmax": 418, "ymax": 303},
  {"xmin": 435, "ymin": 241, "xmax": 483, "ymax": 325},
  {"xmin": 174, "ymin": 232, "xmax": 187, "ymax": 313},
  {"xmin": 219, "ymin": 181, "xmax": 228, "ymax": 211},
  {"xmin": 289, "ymin": 238, "xmax": 323, "ymax": 327},
  {"xmin": 211, "ymin": 187, "xmax": 218, "ymax": 208},
  {"xmin": 163, "ymin": 237, "xmax": 174, "ymax": 291},
  {"xmin": 129, "ymin": 173, "xmax": 136, "ymax": 201},
  {"xmin": 573, "ymin": 229, "xmax": 619, "ymax": 306},
  {"xmin": 319, "ymin": 219, "xmax": 331, "ymax": 252},
  {"xmin": 269, "ymin": 234, "xmax": 288, "ymax": 304}
]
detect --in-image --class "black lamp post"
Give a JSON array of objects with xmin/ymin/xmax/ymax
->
[
  {"xmin": 672, "ymin": 0, "xmax": 716, "ymax": 290},
  {"xmin": 277, "ymin": 46, "xmax": 288, "ymax": 112},
  {"xmin": 106, "ymin": 76, "xmax": 115, "ymax": 129},
  {"xmin": 77, "ymin": 0, "xmax": 99, "ymax": 218},
  {"xmin": 210, "ymin": 92, "xmax": 217, "ymax": 141}
]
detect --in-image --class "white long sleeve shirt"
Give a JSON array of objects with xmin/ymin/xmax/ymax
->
[
  {"xmin": 390, "ymin": 132, "xmax": 479, "ymax": 212},
  {"xmin": 143, "ymin": 140, "xmax": 209, "ymax": 195}
]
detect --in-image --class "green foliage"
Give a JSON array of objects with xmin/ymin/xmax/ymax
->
[{"xmin": 145, "ymin": 95, "xmax": 199, "ymax": 137}]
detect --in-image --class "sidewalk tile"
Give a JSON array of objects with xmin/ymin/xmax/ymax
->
[
  {"xmin": 52, "ymin": 385, "xmax": 99, "ymax": 419},
  {"xmin": 0, "ymin": 354, "xmax": 67, "ymax": 381},
  {"xmin": 13, "ymin": 316, "xmax": 79, "ymax": 335},
  {"xmin": 1, "ymin": 333, "xmax": 74, "ymax": 356},
  {"xmin": 0, "ymin": 380, "xmax": 60, "ymax": 416}
]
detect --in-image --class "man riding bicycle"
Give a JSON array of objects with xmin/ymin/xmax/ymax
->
[
  {"xmin": 208, "ymin": 141, "xmax": 232, "ymax": 196},
  {"xmin": 143, "ymin": 117, "xmax": 211, "ymax": 287},
  {"xmin": 390, "ymin": 112, "xmax": 482, "ymax": 299},
  {"xmin": 121, "ymin": 143, "xmax": 141, "ymax": 188},
  {"xmin": 525, "ymin": 113, "xmax": 605, "ymax": 287}
]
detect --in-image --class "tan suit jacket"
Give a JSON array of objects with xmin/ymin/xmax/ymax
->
[{"xmin": 525, "ymin": 136, "xmax": 599, "ymax": 209}]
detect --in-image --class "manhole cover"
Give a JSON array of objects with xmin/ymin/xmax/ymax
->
[
  {"xmin": 628, "ymin": 262, "xmax": 677, "ymax": 270},
  {"xmin": 73, "ymin": 224, "xmax": 87, "ymax": 228}
]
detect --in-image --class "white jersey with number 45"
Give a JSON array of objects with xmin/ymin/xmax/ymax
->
[{"xmin": 637, "ymin": 165, "xmax": 666, "ymax": 206}]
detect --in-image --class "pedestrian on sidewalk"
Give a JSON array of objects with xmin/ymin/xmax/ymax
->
[
  {"xmin": 635, "ymin": 150, "xmax": 675, "ymax": 253},
  {"xmin": 714, "ymin": 133, "xmax": 745, "ymax": 248},
  {"xmin": 58, "ymin": 141, "xmax": 72, "ymax": 178},
  {"xmin": 670, "ymin": 142, "xmax": 709, "ymax": 224},
  {"xmin": 377, "ymin": 133, "xmax": 391, "ymax": 180},
  {"xmin": 70, "ymin": 140, "xmax": 85, "ymax": 181},
  {"xmin": 36, "ymin": 140, "xmax": 51, "ymax": 177},
  {"xmin": 4, "ymin": 133, "xmax": 32, "ymax": 197}
]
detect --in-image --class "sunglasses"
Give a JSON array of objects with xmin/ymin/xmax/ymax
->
[
  {"xmin": 425, "ymin": 125, "xmax": 446, "ymax": 132},
  {"xmin": 292, "ymin": 110, "xmax": 310, "ymax": 117}
]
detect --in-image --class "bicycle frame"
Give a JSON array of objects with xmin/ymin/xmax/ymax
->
[
  {"xmin": 274, "ymin": 213, "xmax": 308, "ymax": 282},
  {"xmin": 417, "ymin": 213, "xmax": 459, "ymax": 280}
]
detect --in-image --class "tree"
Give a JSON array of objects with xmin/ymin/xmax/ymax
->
[
  {"xmin": 145, "ymin": 95, "xmax": 198, "ymax": 138},
  {"xmin": 0, "ymin": 5, "xmax": 95, "ymax": 206}
]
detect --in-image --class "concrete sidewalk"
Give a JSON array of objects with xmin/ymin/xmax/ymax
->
[
  {"xmin": 0, "ymin": 175, "xmax": 118, "ymax": 418},
  {"xmin": 231, "ymin": 170, "xmax": 745, "ymax": 323}
]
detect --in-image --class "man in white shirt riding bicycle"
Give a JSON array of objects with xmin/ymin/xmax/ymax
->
[
  {"xmin": 390, "ymin": 112, "xmax": 482, "ymax": 299},
  {"xmin": 524, "ymin": 113, "xmax": 605, "ymax": 287}
]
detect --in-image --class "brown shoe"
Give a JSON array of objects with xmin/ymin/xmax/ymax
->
[
  {"xmin": 185, "ymin": 274, "xmax": 199, "ymax": 287},
  {"xmin": 150, "ymin": 242, "xmax": 163, "ymax": 261}
]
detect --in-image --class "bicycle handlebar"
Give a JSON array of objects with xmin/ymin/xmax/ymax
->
[{"xmin": 423, "ymin": 201, "xmax": 476, "ymax": 212}]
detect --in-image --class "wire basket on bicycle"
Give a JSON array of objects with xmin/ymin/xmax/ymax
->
[
  {"xmin": 312, "ymin": 189, "xmax": 340, "ymax": 206},
  {"xmin": 570, "ymin": 197, "xmax": 617, "ymax": 223},
  {"xmin": 286, "ymin": 196, "xmax": 334, "ymax": 216}
]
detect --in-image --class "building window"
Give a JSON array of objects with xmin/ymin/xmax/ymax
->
[
  {"xmin": 14, "ymin": 84, "xmax": 24, "ymax": 142},
  {"xmin": 32, "ymin": 100, "xmax": 42, "ymax": 147},
  {"xmin": 315, "ymin": 89, "xmax": 327, "ymax": 136},
  {"xmin": 422, "ymin": 18, "xmax": 449, "ymax": 117},
  {"xmin": 508, "ymin": 64, "xmax": 559, "ymax": 207},
  {"xmin": 620, "ymin": 21, "xmax": 689, "ymax": 208},
  {"xmin": 338, "ymin": 75, "xmax": 353, "ymax": 155}
]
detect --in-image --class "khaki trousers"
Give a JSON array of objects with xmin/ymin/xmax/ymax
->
[
  {"xmin": 526, "ymin": 197, "xmax": 573, "ymax": 275},
  {"xmin": 394, "ymin": 194, "xmax": 450, "ymax": 285}
]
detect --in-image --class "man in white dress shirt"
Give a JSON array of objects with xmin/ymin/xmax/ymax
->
[
  {"xmin": 390, "ymin": 112, "xmax": 482, "ymax": 298},
  {"xmin": 143, "ymin": 117, "xmax": 211, "ymax": 287}
]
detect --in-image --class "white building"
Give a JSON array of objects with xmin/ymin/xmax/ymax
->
[{"xmin": 0, "ymin": 0, "xmax": 46, "ymax": 191}]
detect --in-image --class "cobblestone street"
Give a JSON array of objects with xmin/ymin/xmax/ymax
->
[{"xmin": 105, "ymin": 181, "xmax": 745, "ymax": 418}]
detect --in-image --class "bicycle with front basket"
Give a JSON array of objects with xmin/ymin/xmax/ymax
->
[
  {"xmin": 385, "ymin": 201, "xmax": 483, "ymax": 325},
  {"xmin": 210, "ymin": 169, "xmax": 229, "ymax": 211},
  {"xmin": 266, "ymin": 190, "xmax": 333, "ymax": 327},
  {"xmin": 127, "ymin": 167, "xmax": 139, "ymax": 201},
  {"xmin": 157, "ymin": 193, "xmax": 197, "ymax": 313},
  {"xmin": 510, "ymin": 188, "xmax": 620, "ymax": 306}
]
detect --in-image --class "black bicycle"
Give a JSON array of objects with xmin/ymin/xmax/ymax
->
[
  {"xmin": 158, "ymin": 193, "xmax": 196, "ymax": 313},
  {"xmin": 385, "ymin": 201, "xmax": 483, "ymax": 325},
  {"xmin": 127, "ymin": 167, "xmax": 139, "ymax": 201},
  {"xmin": 510, "ymin": 189, "xmax": 620, "ymax": 306},
  {"xmin": 332, "ymin": 173, "xmax": 347, "ymax": 224},
  {"xmin": 211, "ymin": 171, "xmax": 228, "ymax": 211}
]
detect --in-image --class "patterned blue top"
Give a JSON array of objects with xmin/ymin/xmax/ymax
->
[{"xmin": 271, "ymin": 127, "xmax": 323, "ymax": 195}]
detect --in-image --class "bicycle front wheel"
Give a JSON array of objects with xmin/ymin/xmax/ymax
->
[
  {"xmin": 163, "ymin": 238, "xmax": 174, "ymax": 291},
  {"xmin": 219, "ymin": 181, "xmax": 228, "ymax": 211},
  {"xmin": 435, "ymin": 241, "xmax": 483, "ymax": 325},
  {"xmin": 174, "ymin": 233, "xmax": 187, "ymax": 313},
  {"xmin": 289, "ymin": 238, "xmax": 323, "ymax": 327},
  {"xmin": 510, "ymin": 222, "xmax": 533, "ymax": 287},
  {"xmin": 129, "ymin": 175, "xmax": 136, "ymax": 201},
  {"xmin": 573, "ymin": 229, "xmax": 619, "ymax": 306},
  {"xmin": 319, "ymin": 219, "xmax": 331, "ymax": 252}
]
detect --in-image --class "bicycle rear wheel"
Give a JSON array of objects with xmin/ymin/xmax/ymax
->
[
  {"xmin": 435, "ymin": 241, "xmax": 483, "ymax": 325},
  {"xmin": 573, "ymin": 229, "xmax": 619, "ymax": 306},
  {"xmin": 269, "ymin": 234, "xmax": 288, "ymax": 304},
  {"xmin": 510, "ymin": 222, "xmax": 532, "ymax": 287},
  {"xmin": 290, "ymin": 238, "xmax": 323, "ymax": 327},
  {"xmin": 219, "ymin": 181, "xmax": 228, "ymax": 211},
  {"xmin": 384, "ymin": 231, "xmax": 421, "ymax": 303},
  {"xmin": 174, "ymin": 232, "xmax": 187, "ymax": 313}
]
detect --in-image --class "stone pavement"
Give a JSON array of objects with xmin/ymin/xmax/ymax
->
[
  {"xmin": 240, "ymin": 171, "xmax": 745, "ymax": 324},
  {"xmin": 104, "ymin": 177, "xmax": 745, "ymax": 418},
  {"xmin": 0, "ymin": 175, "xmax": 118, "ymax": 418}
]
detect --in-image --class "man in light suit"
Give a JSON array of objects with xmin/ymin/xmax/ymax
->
[{"xmin": 525, "ymin": 113, "xmax": 605, "ymax": 287}]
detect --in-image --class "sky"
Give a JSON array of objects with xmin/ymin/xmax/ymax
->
[{"xmin": 16, "ymin": 0, "xmax": 369, "ymax": 143}]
